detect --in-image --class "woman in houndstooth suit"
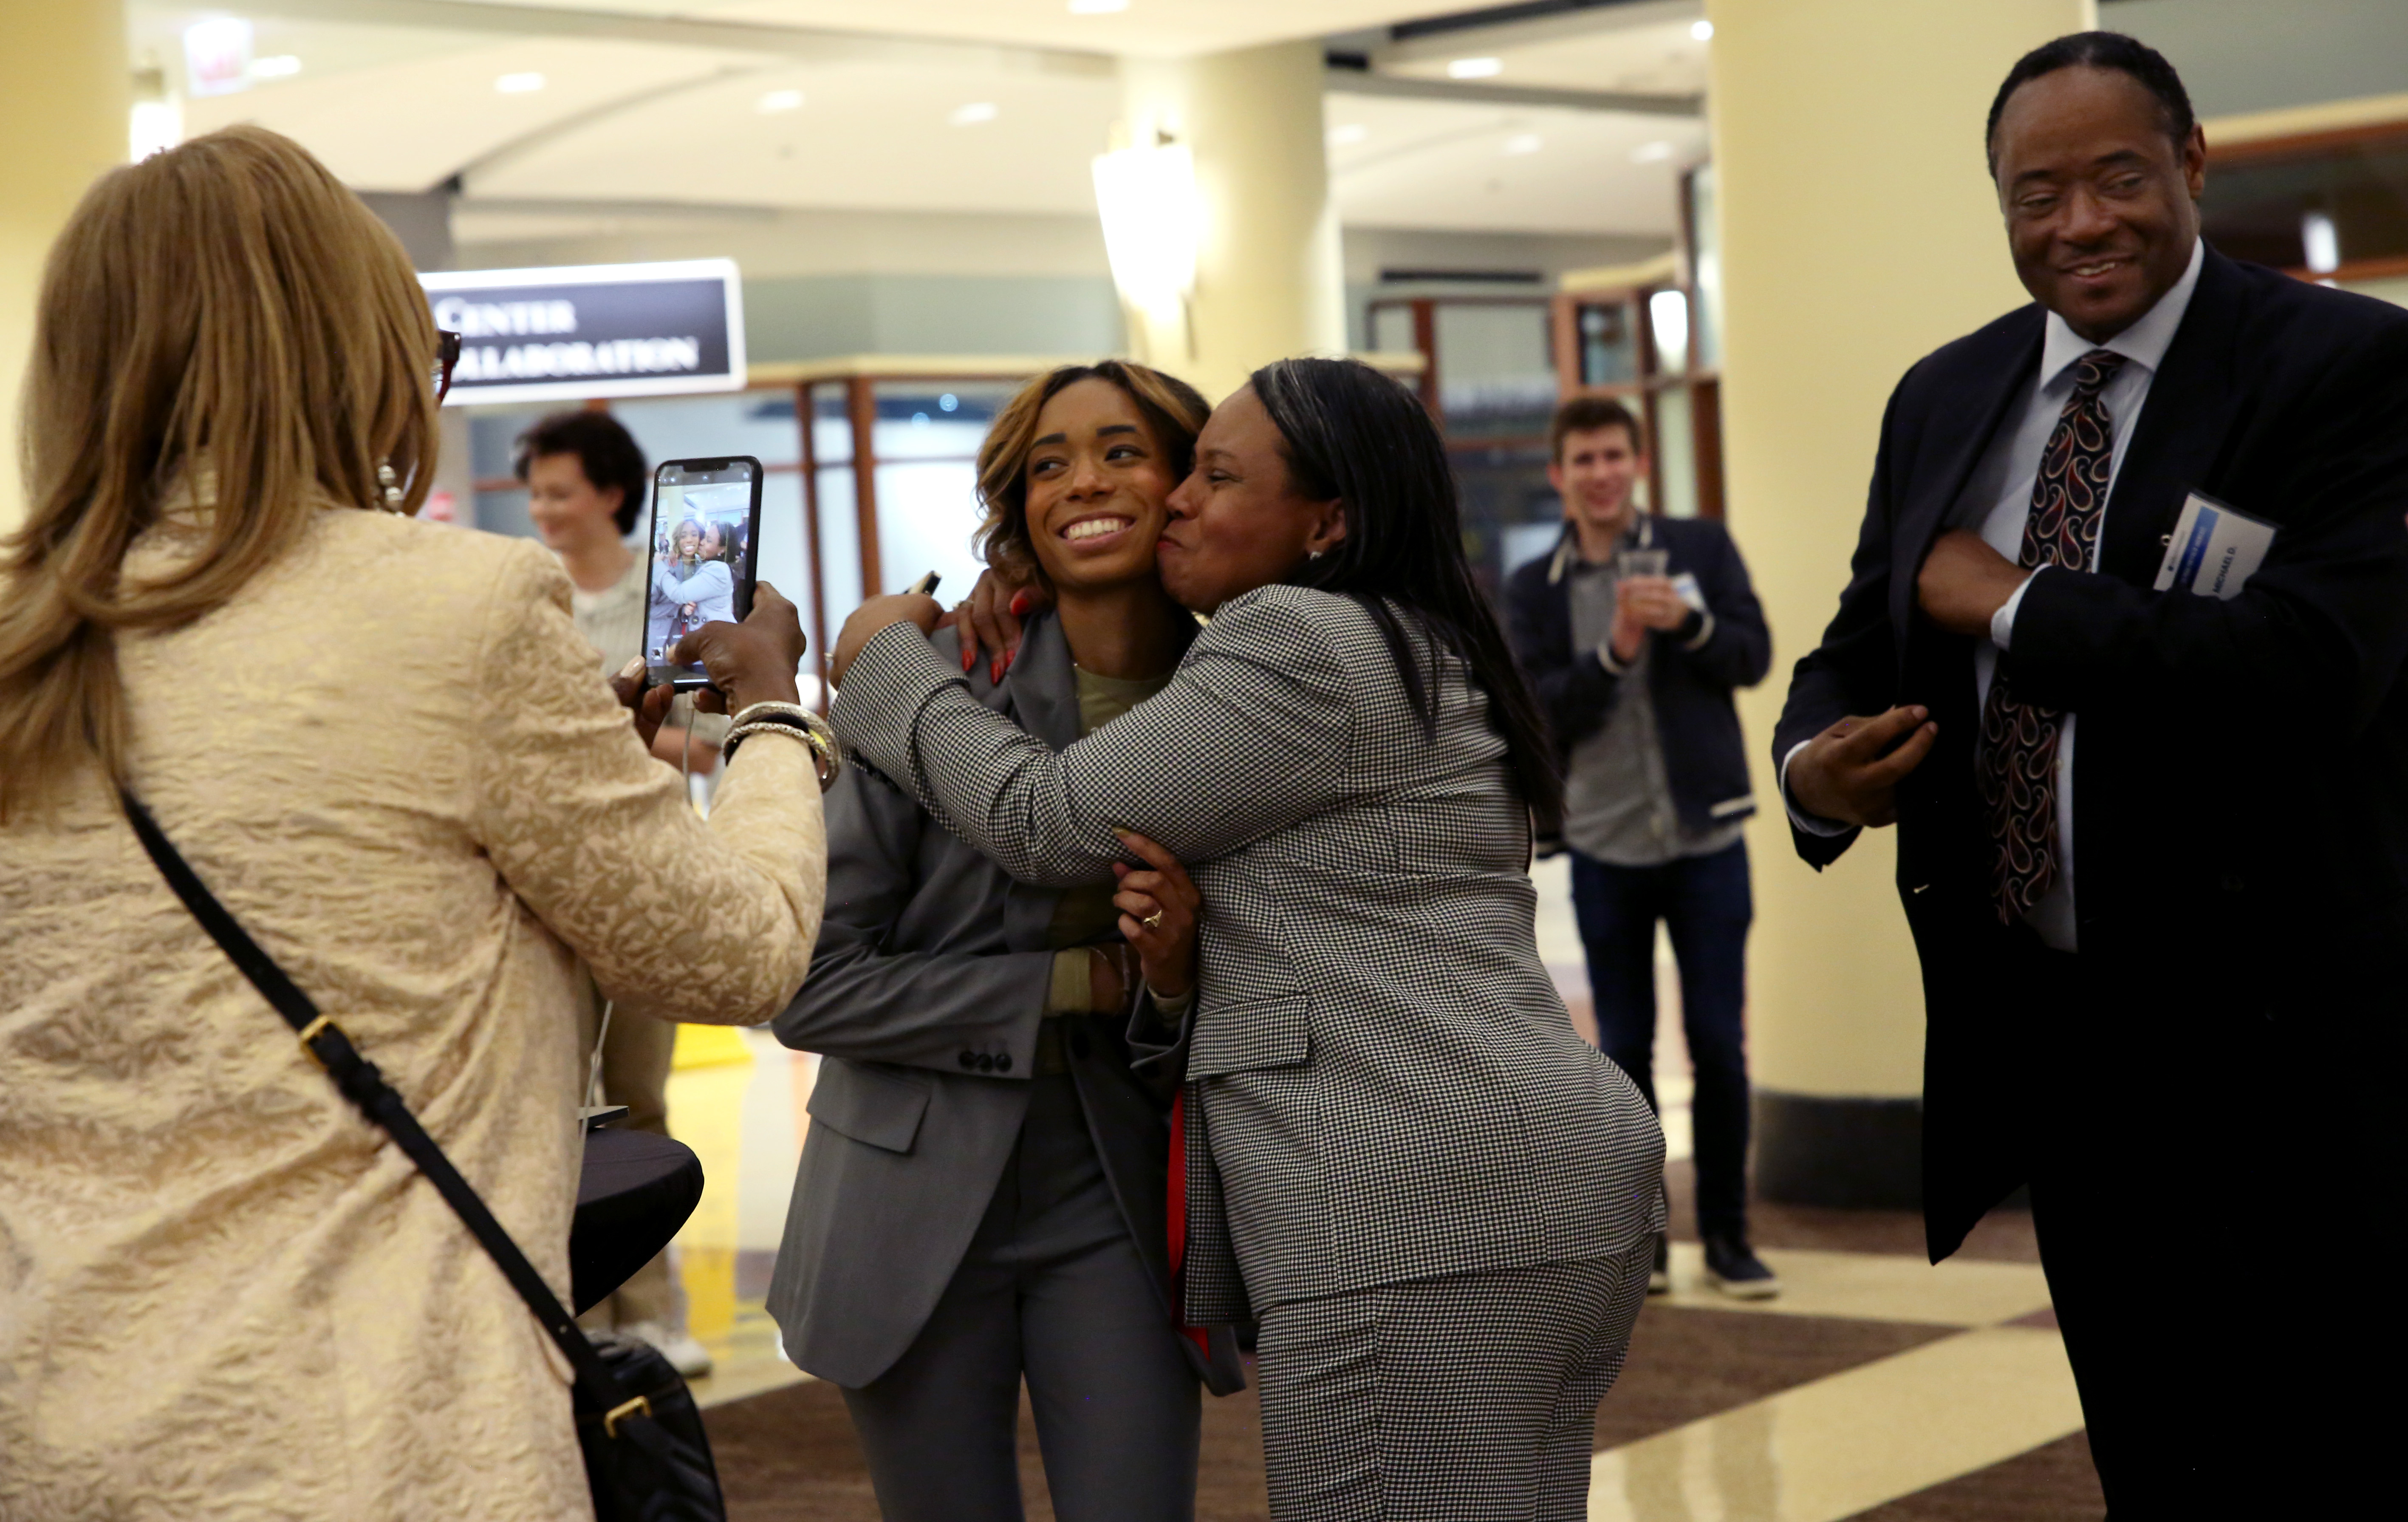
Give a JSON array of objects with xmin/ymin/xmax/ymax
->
[{"xmin": 830, "ymin": 357, "xmax": 1665, "ymax": 1522}]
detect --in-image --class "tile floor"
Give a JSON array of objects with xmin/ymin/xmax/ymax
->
[{"xmin": 654, "ymin": 856, "xmax": 2096, "ymax": 1520}]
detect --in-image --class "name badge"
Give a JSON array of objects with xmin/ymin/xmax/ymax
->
[{"xmin": 2152, "ymin": 492, "xmax": 2276, "ymax": 600}]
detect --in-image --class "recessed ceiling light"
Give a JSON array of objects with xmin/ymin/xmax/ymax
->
[
  {"xmin": 1448, "ymin": 57, "xmax": 1503, "ymax": 80},
  {"xmin": 250, "ymin": 54, "xmax": 301, "ymax": 79},
  {"xmin": 1504, "ymin": 133, "xmax": 1543, "ymax": 156},
  {"xmin": 757, "ymin": 88, "xmax": 805, "ymax": 113},
  {"xmin": 1327, "ymin": 123, "xmax": 1368, "ymax": 146},
  {"xmin": 1691, "ymin": 19, "xmax": 1715, "ymax": 41},
  {"xmin": 495, "ymin": 72, "xmax": 545, "ymax": 94},
  {"xmin": 1631, "ymin": 140, "xmax": 1676, "ymax": 163},
  {"xmin": 948, "ymin": 101, "xmax": 998, "ymax": 126},
  {"xmin": 1068, "ymin": 0, "xmax": 1129, "ymax": 12}
]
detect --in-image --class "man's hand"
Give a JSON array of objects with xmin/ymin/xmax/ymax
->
[
  {"xmin": 1916, "ymin": 530, "xmax": 2028, "ymax": 637},
  {"xmin": 1786, "ymin": 706, "xmax": 1938, "ymax": 829},
  {"xmin": 1609, "ymin": 574, "xmax": 1689, "ymax": 663}
]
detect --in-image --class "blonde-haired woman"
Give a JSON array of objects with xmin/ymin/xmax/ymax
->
[{"xmin": 0, "ymin": 126, "xmax": 827, "ymax": 1520}]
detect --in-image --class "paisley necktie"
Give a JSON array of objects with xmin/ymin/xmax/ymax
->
[{"xmin": 1980, "ymin": 347, "xmax": 2128, "ymax": 923}]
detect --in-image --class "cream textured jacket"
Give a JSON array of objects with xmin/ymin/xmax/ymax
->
[{"xmin": 0, "ymin": 506, "xmax": 826, "ymax": 1522}]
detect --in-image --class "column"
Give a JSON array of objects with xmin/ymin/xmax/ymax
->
[
  {"xmin": 0, "ymin": 0, "xmax": 126, "ymax": 534},
  {"xmin": 1113, "ymin": 42, "xmax": 1347, "ymax": 402},
  {"xmin": 1709, "ymin": 0, "xmax": 2094, "ymax": 1204}
]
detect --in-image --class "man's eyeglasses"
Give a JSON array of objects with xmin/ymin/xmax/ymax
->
[{"xmin": 433, "ymin": 329, "xmax": 463, "ymax": 404}]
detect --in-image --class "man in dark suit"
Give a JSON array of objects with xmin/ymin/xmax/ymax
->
[
  {"xmin": 1775, "ymin": 32, "xmax": 2408, "ymax": 1511},
  {"xmin": 1507, "ymin": 396, "xmax": 1774, "ymax": 1300}
]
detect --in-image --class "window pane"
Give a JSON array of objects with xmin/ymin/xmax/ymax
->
[
  {"xmin": 1654, "ymin": 387, "xmax": 1699, "ymax": 520},
  {"xmin": 1433, "ymin": 302, "xmax": 1554, "ymax": 438},
  {"xmin": 873, "ymin": 461, "xmax": 987, "ymax": 599},
  {"xmin": 1576, "ymin": 302, "xmax": 1637, "ymax": 387},
  {"xmin": 1370, "ymin": 305, "xmax": 1418, "ymax": 354}
]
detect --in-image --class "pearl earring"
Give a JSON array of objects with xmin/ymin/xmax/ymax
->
[{"xmin": 377, "ymin": 461, "xmax": 404, "ymax": 510}]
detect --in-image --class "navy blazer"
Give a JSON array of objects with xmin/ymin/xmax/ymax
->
[
  {"xmin": 1772, "ymin": 246, "xmax": 2408, "ymax": 1258},
  {"xmin": 1504, "ymin": 515, "xmax": 1772, "ymax": 839}
]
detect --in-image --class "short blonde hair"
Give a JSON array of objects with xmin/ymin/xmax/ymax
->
[
  {"xmin": 0, "ymin": 124, "xmax": 440, "ymax": 818},
  {"xmin": 972, "ymin": 361, "xmax": 1210, "ymax": 588}
]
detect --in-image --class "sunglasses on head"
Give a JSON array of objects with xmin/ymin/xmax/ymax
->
[{"xmin": 432, "ymin": 330, "xmax": 463, "ymax": 403}]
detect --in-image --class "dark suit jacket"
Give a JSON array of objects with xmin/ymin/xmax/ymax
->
[
  {"xmin": 1772, "ymin": 246, "xmax": 2408, "ymax": 1259},
  {"xmin": 1505, "ymin": 517, "xmax": 1772, "ymax": 837}
]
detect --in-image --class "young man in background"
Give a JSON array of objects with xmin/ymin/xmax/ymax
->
[{"xmin": 1506, "ymin": 396, "xmax": 1776, "ymax": 1297}]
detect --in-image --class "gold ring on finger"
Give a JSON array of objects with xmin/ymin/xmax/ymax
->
[{"xmin": 1142, "ymin": 910, "xmax": 1165, "ymax": 930}]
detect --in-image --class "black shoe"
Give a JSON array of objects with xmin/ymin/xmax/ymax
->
[
  {"xmin": 1702, "ymin": 1233, "xmax": 1780, "ymax": 1299},
  {"xmin": 1648, "ymin": 1232, "xmax": 1670, "ymax": 1295}
]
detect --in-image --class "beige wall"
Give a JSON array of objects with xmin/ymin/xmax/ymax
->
[
  {"xmin": 1709, "ymin": 0, "xmax": 2093, "ymax": 1098},
  {"xmin": 1119, "ymin": 42, "xmax": 1348, "ymax": 402},
  {"xmin": 0, "ymin": 1, "xmax": 125, "ymax": 534}
]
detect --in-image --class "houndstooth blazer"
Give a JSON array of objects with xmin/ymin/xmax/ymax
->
[{"xmin": 832, "ymin": 584, "xmax": 1666, "ymax": 1321}]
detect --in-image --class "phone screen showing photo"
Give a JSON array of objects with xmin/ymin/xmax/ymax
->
[{"xmin": 644, "ymin": 456, "xmax": 763, "ymax": 689}]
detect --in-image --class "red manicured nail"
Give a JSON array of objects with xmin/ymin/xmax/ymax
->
[
  {"xmin": 963, "ymin": 647, "xmax": 975, "ymax": 672},
  {"xmin": 1010, "ymin": 591, "xmax": 1032, "ymax": 617},
  {"xmin": 1000, "ymin": 652, "xmax": 1012, "ymax": 673},
  {"xmin": 990, "ymin": 660, "xmax": 1003, "ymax": 684}
]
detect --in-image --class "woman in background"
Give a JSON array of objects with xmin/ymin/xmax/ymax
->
[
  {"xmin": 0, "ymin": 125, "xmax": 827, "ymax": 1521},
  {"xmin": 768, "ymin": 361, "xmax": 1236, "ymax": 1522},
  {"xmin": 830, "ymin": 357, "xmax": 1664, "ymax": 1521}
]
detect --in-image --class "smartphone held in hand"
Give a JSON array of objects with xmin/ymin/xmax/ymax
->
[{"xmin": 644, "ymin": 456, "xmax": 765, "ymax": 693}]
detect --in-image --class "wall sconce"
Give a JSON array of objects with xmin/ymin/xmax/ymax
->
[{"xmin": 1091, "ymin": 141, "xmax": 1199, "ymax": 321}]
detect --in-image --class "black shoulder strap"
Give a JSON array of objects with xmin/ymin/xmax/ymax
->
[{"xmin": 120, "ymin": 789, "xmax": 630, "ymax": 1414}]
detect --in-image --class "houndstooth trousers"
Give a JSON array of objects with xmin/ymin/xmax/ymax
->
[{"xmin": 1254, "ymin": 1242, "xmax": 1654, "ymax": 1521}]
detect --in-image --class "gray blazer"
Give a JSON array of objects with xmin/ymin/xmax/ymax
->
[
  {"xmin": 765, "ymin": 615, "xmax": 1232, "ymax": 1391},
  {"xmin": 833, "ymin": 585, "xmax": 1668, "ymax": 1324}
]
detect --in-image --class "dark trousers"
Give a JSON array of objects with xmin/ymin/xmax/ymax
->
[
  {"xmin": 1996, "ymin": 928, "xmax": 2398, "ymax": 1516},
  {"xmin": 1568, "ymin": 840, "xmax": 1752, "ymax": 1240}
]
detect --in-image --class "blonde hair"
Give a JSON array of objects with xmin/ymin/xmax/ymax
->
[
  {"xmin": 0, "ymin": 124, "xmax": 439, "ymax": 819},
  {"xmin": 972, "ymin": 360, "xmax": 1210, "ymax": 587}
]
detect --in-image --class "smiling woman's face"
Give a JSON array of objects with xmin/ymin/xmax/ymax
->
[{"xmin": 1022, "ymin": 377, "xmax": 1177, "ymax": 596}]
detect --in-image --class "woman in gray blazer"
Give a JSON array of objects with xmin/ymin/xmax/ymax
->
[
  {"xmin": 831, "ymin": 357, "xmax": 1667, "ymax": 1521},
  {"xmin": 766, "ymin": 361, "xmax": 1238, "ymax": 1522}
]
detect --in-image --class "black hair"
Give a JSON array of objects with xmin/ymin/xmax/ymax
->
[
  {"xmin": 1249, "ymin": 356, "xmax": 1563, "ymax": 820},
  {"xmin": 1986, "ymin": 31, "xmax": 2194, "ymax": 176},
  {"xmin": 513, "ymin": 409, "xmax": 647, "ymax": 535}
]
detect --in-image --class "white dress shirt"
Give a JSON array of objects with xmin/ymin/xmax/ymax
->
[{"xmin": 1783, "ymin": 238, "xmax": 2205, "ymax": 952}]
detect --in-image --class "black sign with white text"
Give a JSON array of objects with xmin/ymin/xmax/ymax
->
[{"xmin": 419, "ymin": 259, "xmax": 746, "ymax": 406}]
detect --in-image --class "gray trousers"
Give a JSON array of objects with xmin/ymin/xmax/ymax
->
[
  {"xmin": 1255, "ymin": 1245, "xmax": 1653, "ymax": 1522},
  {"xmin": 842, "ymin": 1073, "xmax": 1200, "ymax": 1522}
]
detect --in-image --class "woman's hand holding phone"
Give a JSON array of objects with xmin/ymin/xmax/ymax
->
[{"xmin": 664, "ymin": 580, "xmax": 807, "ymax": 712}]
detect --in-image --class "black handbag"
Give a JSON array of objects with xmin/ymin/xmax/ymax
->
[{"xmin": 122, "ymin": 791, "xmax": 727, "ymax": 1522}]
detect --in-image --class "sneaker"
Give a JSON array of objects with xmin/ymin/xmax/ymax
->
[
  {"xmin": 619, "ymin": 1319, "xmax": 713, "ymax": 1378},
  {"xmin": 1702, "ymin": 1234, "xmax": 1780, "ymax": 1300},
  {"xmin": 1648, "ymin": 1232, "xmax": 1671, "ymax": 1295}
]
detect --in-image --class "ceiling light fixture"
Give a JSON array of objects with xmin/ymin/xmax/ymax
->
[
  {"xmin": 495, "ymin": 72, "xmax": 546, "ymax": 94},
  {"xmin": 949, "ymin": 101, "xmax": 999, "ymax": 126},
  {"xmin": 1691, "ymin": 19, "xmax": 1714, "ymax": 41},
  {"xmin": 757, "ymin": 88, "xmax": 805, "ymax": 113},
  {"xmin": 251, "ymin": 54, "xmax": 302, "ymax": 79},
  {"xmin": 1631, "ymin": 140, "xmax": 1675, "ymax": 163},
  {"xmin": 1068, "ymin": 0, "xmax": 1130, "ymax": 12},
  {"xmin": 1447, "ymin": 57, "xmax": 1504, "ymax": 80},
  {"xmin": 1504, "ymin": 133, "xmax": 1543, "ymax": 156},
  {"xmin": 1327, "ymin": 123, "xmax": 1368, "ymax": 147}
]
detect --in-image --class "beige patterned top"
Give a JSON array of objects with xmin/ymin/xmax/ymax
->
[{"xmin": 0, "ymin": 506, "xmax": 826, "ymax": 1521}]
